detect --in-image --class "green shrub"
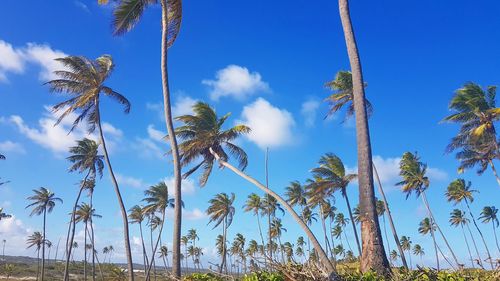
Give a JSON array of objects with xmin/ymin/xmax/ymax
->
[
  {"xmin": 183, "ymin": 273, "xmax": 225, "ymax": 281},
  {"xmin": 242, "ymin": 271, "xmax": 284, "ymax": 281}
]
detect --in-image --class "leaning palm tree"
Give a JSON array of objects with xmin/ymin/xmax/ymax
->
[
  {"xmin": 64, "ymin": 138, "xmax": 103, "ymax": 281},
  {"xmin": 207, "ymin": 193, "xmax": 235, "ymax": 274},
  {"xmin": 418, "ymin": 217, "xmax": 444, "ymax": 270},
  {"xmin": 0, "ymin": 208, "xmax": 11, "ymax": 221},
  {"xmin": 128, "ymin": 205, "xmax": 149, "ymax": 274},
  {"xmin": 74, "ymin": 203, "xmax": 101, "ymax": 281},
  {"xmin": 46, "ymin": 54, "xmax": 134, "ymax": 279},
  {"xmin": 397, "ymin": 152, "xmax": 460, "ymax": 267},
  {"xmin": 174, "ymin": 102, "xmax": 336, "ymax": 275},
  {"xmin": 446, "ymin": 179, "xmax": 492, "ymax": 269},
  {"xmin": 109, "ymin": 0, "xmax": 183, "ymax": 276},
  {"xmin": 310, "ymin": 153, "xmax": 361, "ymax": 256},
  {"xmin": 400, "ymin": 236, "xmax": 412, "ymax": 270},
  {"xmin": 243, "ymin": 194, "xmax": 266, "ymax": 247},
  {"xmin": 449, "ymin": 209, "xmax": 475, "ymax": 268},
  {"xmin": 27, "ymin": 232, "xmax": 44, "ymax": 281},
  {"xmin": 337, "ymin": 0, "xmax": 389, "ymax": 273},
  {"xmin": 26, "ymin": 187, "xmax": 62, "ymax": 281},
  {"xmin": 412, "ymin": 244, "xmax": 425, "ymax": 266},
  {"xmin": 479, "ymin": 206, "xmax": 500, "ymax": 253},
  {"xmin": 142, "ymin": 182, "xmax": 175, "ymax": 280},
  {"xmin": 159, "ymin": 245, "xmax": 170, "ymax": 273},
  {"xmin": 389, "ymin": 250, "xmax": 399, "ymax": 265}
]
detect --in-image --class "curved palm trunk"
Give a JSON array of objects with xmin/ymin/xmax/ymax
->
[
  {"xmin": 159, "ymin": 1, "xmax": 183, "ymax": 278},
  {"xmin": 373, "ymin": 165, "xmax": 408, "ymax": 269},
  {"xmin": 41, "ymin": 208, "xmax": 46, "ymax": 281},
  {"xmin": 343, "ymin": 194, "xmax": 361, "ymax": 256},
  {"xmin": 429, "ymin": 227, "xmax": 440, "ymax": 271},
  {"xmin": 464, "ymin": 200, "xmax": 492, "ymax": 269},
  {"xmin": 139, "ymin": 222, "xmax": 149, "ymax": 276},
  {"xmin": 465, "ymin": 223, "xmax": 484, "ymax": 269},
  {"xmin": 96, "ymin": 105, "xmax": 134, "ymax": 280},
  {"xmin": 145, "ymin": 211, "xmax": 166, "ymax": 281},
  {"xmin": 210, "ymin": 148, "xmax": 338, "ymax": 279},
  {"xmin": 461, "ymin": 224, "xmax": 474, "ymax": 268},
  {"xmin": 421, "ymin": 191, "xmax": 460, "ymax": 267},
  {"xmin": 488, "ymin": 160, "xmax": 500, "ymax": 187},
  {"xmin": 55, "ymin": 238, "xmax": 61, "ymax": 264},
  {"xmin": 338, "ymin": 0, "xmax": 389, "ymax": 274}
]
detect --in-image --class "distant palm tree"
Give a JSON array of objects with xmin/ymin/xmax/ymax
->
[
  {"xmin": 107, "ymin": 245, "xmax": 114, "ymax": 264},
  {"xmin": 46, "ymin": 240, "xmax": 52, "ymax": 266},
  {"xmin": 128, "ymin": 205, "xmax": 149, "ymax": 274},
  {"xmin": 389, "ymin": 250, "xmax": 399, "ymax": 264},
  {"xmin": 400, "ymin": 236, "xmax": 412, "ymax": 270},
  {"xmin": 243, "ymin": 194, "xmax": 266, "ymax": 247},
  {"xmin": 174, "ymin": 102, "xmax": 335, "ymax": 273},
  {"xmin": 0, "ymin": 208, "xmax": 11, "ymax": 221},
  {"xmin": 181, "ymin": 236, "xmax": 189, "ymax": 270},
  {"xmin": 397, "ymin": 152, "xmax": 460, "ymax": 268},
  {"xmin": 2, "ymin": 239, "xmax": 6, "ymax": 261},
  {"xmin": 418, "ymin": 217, "xmax": 446, "ymax": 270},
  {"xmin": 71, "ymin": 242, "xmax": 78, "ymax": 262},
  {"xmin": 449, "ymin": 209, "xmax": 475, "ymax": 268},
  {"xmin": 412, "ymin": 244, "xmax": 424, "ymax": 265},
  {"xmin": 0, "ymin": 154, "xmax": 7, "ymax": 186},
  {"xmin": 75, "ymin": 203, "xmax": 101, "ymax": 281},
  {"xmin": 479, "ymin": 206, "xmax": 500, "ymax": 253},
  {"xmin": 376, "ymin": 199, "xmax": 391, "ymax": 256},
  {"xmin": 270, "ymin": 218, "xmax": 287, "ymax": 262},
  {"xmin": 26, "ymin": 187, "xmax": 62, "ymax": 281},
  {"xmin": 207, "ymin": 193, "xmax": 235, "ymax": 274},
  {"xmin": 262, "ymin": 194, "xmax": 284, "ymax": 261},
  {"xmin": 27, "ymin": 232, "xmax": 44, "ymax": 280},
  {"xmin": 335, "ymin": 213, "xmax": 353, "ymax": 253},
  {"xmin": 445, "ymin": 179, "xmax": 492, "ymax": 269},
  {"xmin": 102, "ymin": 247, "xmax": 109, "ymax": 264},
  {"xmin": 159, "ymin": 245, "xmax": 170, "ymax": 273},
  {"xmin": 46, "ymin": 55, "xmax": 133, "ymax": 279}
]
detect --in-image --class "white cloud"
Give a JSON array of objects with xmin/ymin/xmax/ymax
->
[
  {"xmin": 116, "ymin": 173, "xmax": 147, "ymax": 189},
  {"xmin": 0, "ymin": 40, "xmax": 25, "ymax": 82},
  {"xmin": 147, "ymin": 124, "xmax": 165, "ymax": 142},
  {"xmin": 163, "ymin": 176, "xmax": 196, "ymax": 196},
  {"xmin": 238, "ymin": 98, "xmax": 295, "ymax": 149},
  {"xmin": 0, "ymin": 140, "xmax": 25, "ymax": 154},
  {"xmin": 0, "ymin": 216, "xmax": 33, "ymax": 257},
  {"xmin": 427, "ymin": 167, "xmax": 448, "ymax": 181},
  {"xmin": 172, "ymin": 96, "xmax": 197, "ymax": 118},
  {"xmin": 133, "ymin": 137, "xmax": 165, "ymax": 159},
  {"xmin": 203, "ymin": 65, "xmax": 270, "ymax": 101},
  {"xmin": 301, "ymin": 99, "xmax": 320, "ymax": 127},
  {"xmin": 166, "ymin": 208, "xmax": 207, "ymax": 221}
]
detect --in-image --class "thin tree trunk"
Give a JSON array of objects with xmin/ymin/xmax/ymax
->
[
  {"xmin": 429, "ymin": 222, "xmax": 440, "ymax": 271},
  {"xmin": 407, "ymin": 249, "xmax": 412, "ymax": 270},
  {"xmin": 145, "ymin": 211, "xmax": 166, "ymax": 281},
  {"xmin": 466, "ymin": 223, "xmax": 484, "ymax": 269},
  {"xmin": 139, "ymin": 222, "xmax": 149, "ymax": 276},
  {"xmin": 85, "ymin": 227, "xmax": 105, "ymax": 281},
  {"xmin": 338, "ymin": 0, "xmax": 389, "ymax": 274},
  {"xmin": 96, "ymin": 105, "xmax": 134, "ymax": 280},
  {"xmin": 373, "ymin": 164, "xmax": 408, "ymax": 269},
  {"xmin": 319, "ymin": 208, "xmax": 332, "ymax": 259},
  {"xmin": 90, "ymin": 192, "xmax": 96, "ymax": 281},
  {"xmin": 159, "ymin": 0, "xmax": 182, "ymax": 278},
  {"xmin": 37, "ymin": 249, "xmax": 40, "ymax": 281},
  {"xmin": 84, "ymin": 221, "xmax": 88, "ymax": 281},
  {"xmin": 41, "ymin": 209, "xmax": 46, "ymax": 281},
  {"xmin": 492, "ymin": 222, "xmax": 500, "ymax": 254},
  {"xmin": 209, "ymin": 148, "xmax": 338, "ymax": 278},
  {"xmin": 464, "ymin": 200, "xmax": 492, "ymax": 269},
  {"xmin": 488, "ymin": 160, "xmax": 500, "ymax": 187},
  {"xmin": 220, "ymin": 219, "xmax": 227, "ymax": 274},
  {"xmin": 461, "ymin": 225, "xmax": 474, "ymax": 268},
  {"xmin": 343, "ymin": 229, "xmax": 353, "ymax": 253},
  {"xmin": 344, "ymin": 194, "xmax": 362, "ymax": 256},
  {"xmin": 329, "ymin": 218, "xmax": 337, "ymax": 265}
]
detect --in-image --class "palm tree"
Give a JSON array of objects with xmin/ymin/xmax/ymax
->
[
  {"xmin": 400, "ymin": 236, "xmax": 412, "ymax": 270},
  {"xmin": 412, "ymin": 244, "xmax": 424, "ymax": 266},
  {"xmin": 449, "ymin": 209, "xmax": 475, "ymax": 268},
  {"xmin": 334, "ymin": 213, "xmax": 354, "ymax": 253},
  {"xmin": 159, "ymin": 245, "xmax": 170, "ymax": 273},
  {"xmin": 174, "ymin": 102, "xmax": 336, "ymax": 275},
  {"xmin": 108, "ymin": 245, "xmax": 114, "ymax": 264},
  {"xmin": 46, "ymin": 55, "xmax": 134, "ymax": 279},
  {"xmin": 389, "ymin": 250, "xmax": 398, "ymax": 265},
  {"xmin": 74, "ymin": 203, "xmax": 101, "ymax": 281},
  {"xmin": 397, "ymin": 152, "xmax": 460, "ymax": 267},
  {"xmin": 300, "ymin": 206, "xmax": 317, "ymax": 253},
  {"xmin": 27, "ymin": 232, "xmax": 44, "ymax": 280},
  {"xmin": 270, "ymin": 218, "xmax": 287, "ymax": 262},
  {"xmin": 71, "ymin": 242, "xmax": 78, "ymax": 263},
  {"xmin": 143, "ymin": 182, "xmax": 175, "ymax": 280},
  {"xmin": 418, "ymin": 218, "xmax": 442, "ymax": 270},
  {"xmin": 479, "ymin": 206, "xmax": 500, "ymax": 253},
  {"xmin": 26, "ymin": 187, "xmax": 62, "ymax": 281},
  {"xmin": 337, "ymin": 0, "xmax": 389, "ymax": 273},
  {"xmin": 109, "ymin": 0, "xmax": 183, "ymax": 276},
  {"xmin": 285, "ymin": 181, "xmax": 307, "ymax": 213},
  {"xmin": 310, "ymin": 153, "xmax": 361, "ymax": 256},
  {"xmin": 102, "ymin": 247, "xmax": 109, "ymax": 264},
  {"xmin": 445, "ymin": 179, "xmax": 492, "ymax": 269},
  {"xmin": 443, "ymin": 83, "xmax": 500, "ymax": 186},
  {"xmin": 262, "ymin": 194, "xmax": 284, "ymax": 261},
  {"xmin": 128, "ymin": 205, "xmax": 149, "ymax": 275},
  {"xmin": 207, "ymin": 193, "xmax": 235, "ymax": 274},
  {"xmin": 243, "ymin": 194, "xmax": 266, "ymax": 248},
  {"xmin": 0, "ymin": 208, "xmax": 11, "ymax": 221},
  {"xmin": 180, "ymin": 236, "xmax": 189, "ymax": 270}
]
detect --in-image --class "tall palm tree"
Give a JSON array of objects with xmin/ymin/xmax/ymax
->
[
  {"xmin": 0, "ymin": 208, "xmax": 11, "ymax": 221},
  {"xmin": 445, "ymin": 179, "xmax": 492, "ymax": 268},
  {"xmin": 337, "ymin": 0, "xmax": 389, "ymax": 273},
  {"xmin": 400, "ymin": 236, "xmax": 412, "ymax": 270},
  {"xmin": 449, "ymin": 209, "xmax": 475, "ymax": 268},
  {"xmin": 270, "ymin": 218, "xmax": 287, "ymax": 262},
  {"xmin": 128, "ymin": 205, "xmax": 149, "ymax": 275},
  {"xmin": 479, "ymin": 206, "xmax": 500, "ymax": 253},
  {"xmin": 207, "ymin": 193, "xmax": 235, "ymax": 274},
  {"xmin": 412, "ymin": 244, "xmax": 424, "ymax": 266},
  {"xmin": 27, "ymin": 232, "xmax": 44, "ymax": 280},
  {"xmin": 334, "ymin": 213, "xmax": 353, "ymax": 253},
  {"xmin": 110, "ymin": 0, "xmax": 183, "ymax": 276},
  {"xmin": 159, "ymin": 245, "xmax": 170, "ymax": 273},
  {"xmin": 418, "ymin": 218, "xmax": 441, "ymax": 270},
  {"xmin": 310, "ymin": 153, "xmax": 361, "ymax": 256},
  {"xmin": 243, "ymin": 193, "xmax": 266, "ymax": 248},
  {"xmin": 262, "ymin": 194, "xmax": 283, "ymax": 261},
  {"xmin": 74, "ymin": 203, "xmax": 101, "ymax": 281},
  {"xmin": 180, "ymin": 236, "xmax": 189, "ymax": 270},
  {"xmin": 376, "ymin": 199, "xmax": 391, "ymax": 257},
  {"xmin": 143, "ymin": 182, "xmax": 175, "ymax": 280},
  {"xmin": 174, "ymin": 102, "xmax": 336, "ymax": 275},
  {"xmin": 102, "ymin": 247, "xmax": 109, "ymax": 264},
  {"xmin": 397, "ymin": 152, "xmax": 460, "ymax": 267},
  {"xmin": 389, "ymin": 250, "xmax": 398, "ymax": 265},
  {"xmin": 26, "ymin": 187, "xmax": 62, "ymax": 281},
  {"xmin": 46, "ymin": 55, "xmax": 134, "ymax": 279}
]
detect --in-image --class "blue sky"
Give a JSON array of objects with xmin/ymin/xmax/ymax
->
[{"xmin": 0, "ymin": 0, "xmax": 499, "ymax": 268}]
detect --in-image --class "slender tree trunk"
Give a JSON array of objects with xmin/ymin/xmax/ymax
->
[
  {"xmin": 429, "ymin": 224, "xmax": 440, "ymax": 271},
  {"xmin": 461, "ymin": 225, "xmax": 474, "ymax": 268},
  {"xmin": 220, "ymin": 219, "xmax": 227, "ymax": 274},
  {"xmin": 338, "ymin": 0, "xmax": 389, "ymax": 274},
  {"xmin": 159, "ymin": 1, "xmax": 182, "ymax": 278},
  {"xmin": 488, "ymin": 160, "xmax": 500, "ymax": 187},
  {"xmin": 343, "ymin": 229, "xmax": 353, "ymax": 253},
  {"xmin": 145, "ymin": 211, "xmax": 166, "ymax": 281},
  {"xmin": 492, "ymin": 222, "xmax": 500, "ymax": 254},
  {"xmin": 42, "ymin": 209, "xmax": 46, "ymax": 281},
  {"xmin": 421, "ymin": 191, "xmax": 460, "ymax": 267},
  {"xmin": 84, "ymin": 221, "xmax": 88, "ymax": 281},
  {"xmin": 139, "ymin": 222, "xmax": 149, "ymax": 276},
  {"xmin": 96, "ymin": 105, "xmax": 134, "ymax": 280},
  {"xmin": 464, "ymin": 200, "xmax": 492, "ymax": 269},
  {"xmin": 466, "ymin": 223, "xmax": 484, "ymax": 269},
  {"xmin": 343, "ymin": 194, "xmax": 362, "ymax": 256},
  {"xmin": 209, "ymin": 148, "xmax": 338, "ymax": 278},
  {"xmin": 37, "ymin": 249, "xmax": 40, "ymax": 281},
  {"xmin": 373, "ymin": 164, "xmax": 408, "ymax": 270},
  {"xmin": 329, "ymin": 218, "xmax": 337, "ymax": 265},
  {"xmin": 90, "ymin": 192, "xmax": 96, "ymax": 281},
  {"xmin": 85, "ymin": 227, "xmax": 105, "ymax": 281},
  {"xmin": 319, "ymin": 208, "xmax": 332, "ymax": 259}
]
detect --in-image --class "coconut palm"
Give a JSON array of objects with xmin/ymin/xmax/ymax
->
[
  {"xmin": 270, "ymin": 218, "xmax": 287, "ymax": 262},
  {"xmin": 300, "ymin": 206, "xmax": 317, "ymax": 254},
  {"xmin": 207, "ymin": 193, "xmax": 236, "ymax": 274},
  {"xmin": 285, "ymin": 181, "xmax": 307, "ymax": 212},
  {"xmin": 128, "ymin": 205, "xmax": 149, "ymax": 275},
  {"xmin": 27, "ymin": 232, "xmax": 44, "ymax": 280},
  {"xmin": 310, "ymin": 153, "xmax": 361, "ymax": 256},
  {"xmin": 450, "ymin": 209, "xmax": 475, "ymax": 268},
  {"xmin": 109, "ymin": 0, "xmax": 183, "ymax": 275},
  {"xmin": 334, "ymin": 213, "xmax": 354, "ymax": 253},
  {"xmin": 400, "ymin": 236, "xmax": 412, "ymax": 270},
  {"xmin": 412, "ymin": 244, "xmax": 425, "ymax": 265},
  {"xmin": 142, "ymin": 182, "xmax": 175, "ymax": 279},
  {"xmin": 180, "ymin": 236, "xmax": 189, "ymax": 270},
  {"xmin": 102, "ymin": 247, "xmax": 109, "ymax": 264},
  {"xmin": 337, "ymin": 0, "xmax": 389, "ymax": 273},
  {"xmin": 397, "ymin": 152, "xmax": 460, "ymax": 267},
  {"xmin": 159, "ymin": 245, "xmax": 170, "ymax": 273},
  {"xmin": 479, "ymin": 206, "xmax": 500, "ymax": 253},
  {"xmin": 418, "ymin": 217, "xmax": 446, "ymax": 270},
  {"xmin": 174, "ymin": 102, "xmax": 336, "ymax": 274},
  {"xmin": 376, "ymin": 200, "xmax": 391, "ymax": 256},
  {"xmin": 389, "ymin": 250, "xmax": 398, "ymax": 264},
  {"xmin": 262, "ymin": 194, "xmax": 284, "ymax": 261},
  {"xmin": 445, "ymin": 179, "xmax": 492, "ymax": 268},
  {"xmin": 243, "ymin": 193, "xmax": 266, "ymax": 247},
  {"xmin": 46, "ymin": 54, "xmax": 134, "ymax": 279},
  {"xmin": 74, "ymin": 203, "xmax": 101, "ymax": 281},
  {"xmin": 282, "ymin": 242, "xmax": 294, "ymax": 263},
  {"xmin": 107, "ymin": 245, "xmax": 114, "ymax": 264},
  {"xmin": 26, "ymin": 187, "xmax": 62, "ymax": 281},
  {"xmin": 0, "ymin": 208, "xmax": 11, "ymax": 221}
]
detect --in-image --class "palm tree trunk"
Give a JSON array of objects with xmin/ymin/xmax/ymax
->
[
  {"xmin": 421, "ymin": 191, "xmax": 460, "ymax": 267},
  {"xmin": 338, "ymin": 0, "xmax": 389, "ymax": 274},
  {"xmin": 41, "ymin": 209, "xmax": 46, "ymax": 281},
  {"xmin": 145, "ymin": 211, "xmax": 166, "ymax": 281},
  {"xmin": 319, "ymin": 208, "xmax": 332, "ymax": 259},
  {"xmin": 96, "ymin": 105, "xmax": 134, "ymax": 280},
  {"xmin": 85, "ymin": 227, "xmax": 105, "ymax": 281},
  {"xmin": 407, "ymin": 249, "xmax": 412, "ymax": 270},
  {"xmin": 461, "ymin": 225, "xmax": 474, "ymax": 268},
  {"xmin": 84, "ymin": 221, "xmax": 88, "ymax": 281},
  {"xmin": 63, "ymin": 173, "xmax": 89, "ymax": 281},
  {"xmin": 373, "ymin": 164, "xmax": 408, "ymax": 269},
  {"xmin": 464, "ymin": 200, "xmax": 492, "ymax": 269},
  {"xmin": 429, "ymin": 223, "xmax": 440, "ymax": 271},
  {"xmin": 492, "ymin": 222, "xmax": 500, "ymax": 253},
  {"xmin": 159, "ymin": 1, "xmax": 183, "ymax": 278},
  {"xmin": 344, "ymin": 194, "xmax": 362, "ymax": 256},
  {"xmin": 139, "ymin": 222, "xmax": 149, "ymax": 276},
  {"xmin": 37, "ymin": 249, "xmax": 40, "ymax": 281},
  {"xmin": 329, "ymin": 218, "xmax": 337, "ymax": 265},
  {"xmin": 90, "ymin": 192, "xmax": 96, "ymax": 281},
  {"xmin": 466, "ymin": 223, "xmax": 484, "ymax": 269},
  {"xmin": 221, "ymin": 219, "xmax": 227, "ymax": 274},
  {"xmin": 209, "ymin": 148, "xmax": 338, "ymax": 278},
  {"xmin": 343, "ymin": 228, "xmax": 353, "ymax": 252},
  {"xmin": 488, "ymin": 160, "xmax": 500, "ymax": 187}
]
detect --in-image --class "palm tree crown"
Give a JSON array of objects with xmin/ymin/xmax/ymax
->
[
  {"xmin": 26, "ymin": 187, "xmax": 63, "ymax": 216},
  {"xmin": 397, "ymin": 152, "xmax": 429, "ymax": 199},
  {"xmin": 67, "ymin": 138, "xmax": 104, "ymax": 178},
  {"xmin": 207, "ymin": 193, "xmax": 236, "ymax": 229}
]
